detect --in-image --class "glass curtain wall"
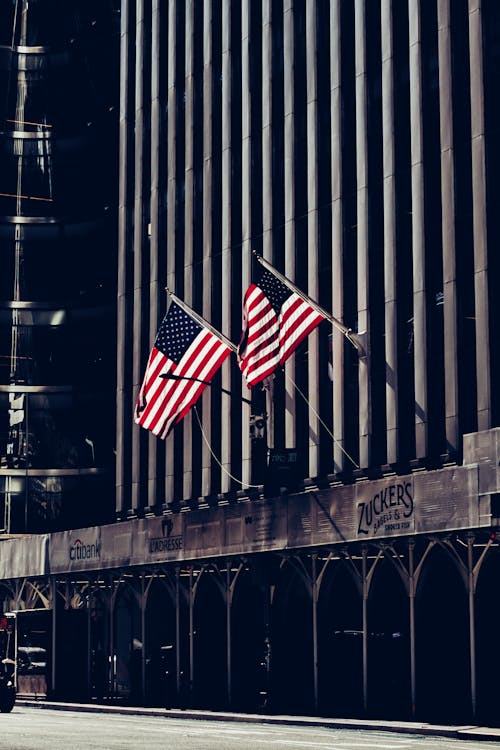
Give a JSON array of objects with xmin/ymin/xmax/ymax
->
[{"xmin": 0, "ymin": 0, "xmax": 119, "ymax": 532}]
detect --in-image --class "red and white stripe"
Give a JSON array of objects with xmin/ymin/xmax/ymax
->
[
  {"xmin": 278, "ymin": 293, "xmax": 325, "ymax": 364},
  {"xmin": 238, "ymin": 283, "xmax": 280, "ymax": 387},
  {"xmin": 135, "ymin": 328, "xmax": 231, "ymax": 438}
]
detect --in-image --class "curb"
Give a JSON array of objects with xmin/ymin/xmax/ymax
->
[{"xmin": 17, "ymin": 699, "xmax": 500, "ymax": 743}]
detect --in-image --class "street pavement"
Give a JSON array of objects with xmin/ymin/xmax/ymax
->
[{"xmin": 15, "ymin": 699, "xmax": 500, "ymax": 744}]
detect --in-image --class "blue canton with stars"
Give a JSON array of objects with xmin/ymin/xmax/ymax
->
[
  {"xmin": 155, "ymin": 302, "xmax": 202, "ymax": 363},
  {"xmin": 257, "ymin": 269, "xmax": 292, "ymax": 313}
]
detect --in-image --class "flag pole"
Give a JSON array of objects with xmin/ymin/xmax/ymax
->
[
  {"xmin": 252, "ymin": 250, "xmax": 365, "ymax": 355},
  {"xmin": 165, "ymin": 288, "xmax": 238, "ymax": 353}
]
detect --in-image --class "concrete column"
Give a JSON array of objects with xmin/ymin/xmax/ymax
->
[
  {"xmin": 438, "ymin": 0, "xmax": 459, "ymax": 458},
  {"xmin": 201, "ymin": 0, "xmax": 214, "ymax": 497},
  {"xmin": 468, "ymin": 0, "xmax": 491, "ymax": 430},
  {"xmin": 283, "ymin": 0, "xmax": 296, "ymax": 449},
  {"xmin": 306, "ymin": 0, "xmax": 320, "ymax": 478},
  {"xmin": 381, "ymin": 0, "xmax": 398, "ymax": 465},
  {"xmin": 131, "ymin": 0, "xmax": 146, "ymax": 514},
  {"xmin": 220, "ymin": 0, "xmax": 233, "ymax": 493},
  {"xmin": 330, "ymin": 0, "xmax": 345, "ymax": 474},
  {"xmin": 165, "ymin": 0, "xmax": 177, "ymax": 502},
  {"xmin": 408, "ymin": 0, "xmax": 428, "ymax": 459},
  {"xmin": 355, "ymin": 0, "xmax": 371, "ymax": 470},
  {"xmin": 148, "ymin": 0, "xmax": 162, "ymax": 509},
  {"xmin": 116, "ymin": 0, "xmax": 132, "ymax": 516},
  {"xmin": 241, "ymin": 0, "xmax": 252, "ymax": 485},
  {"xmin": 183, "ymin": 0, "xmax": 194, "ymax": 501},
  {"xmin": 262, "ymin": 0, "xmax": 274, "ymax": 450}
]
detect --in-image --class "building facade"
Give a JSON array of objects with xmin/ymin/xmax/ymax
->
[
  {"xmin": 0, "ymin": 0, "xmax": 119, "ymax": 533},
  {"xmin": 1, "ymin": 0, "xmax": 500, "ymax": 727}
]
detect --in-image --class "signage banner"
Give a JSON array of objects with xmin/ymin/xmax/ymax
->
[
  {"xmin": 132, "ymin": 514, "xmax": 185, "ymax": 565},
  {"xmin": 354, "ymin": 477, "xmax": 415, "ymax": 539},
  {"xmin": 0, "ymin": 535, "xmax": 48, "ymax": 580},
  {"xmin": 41, "ymin": 463, "xmax": 483, "ymax": 576},
  {"xmin": 50, "ymin": 528, "xmax": 105, "ymax": 573}
]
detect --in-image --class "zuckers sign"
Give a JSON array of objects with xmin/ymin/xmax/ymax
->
[
  {"xmin": 357, "ymin": 479, "xmax": 414, "ymax": 537},
  {"xmin": 69, "ymin": 538, "xmax": 101, "ymax": 561}
]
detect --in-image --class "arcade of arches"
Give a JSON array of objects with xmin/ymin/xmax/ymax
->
[{"xmin": 2, "ymin": 530, "xmax": 500, "ymax": 726}]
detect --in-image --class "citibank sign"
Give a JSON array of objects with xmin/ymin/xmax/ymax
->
[{"xmin": 69, "ymin": 538, "xmax": 101, "ymax": 561}]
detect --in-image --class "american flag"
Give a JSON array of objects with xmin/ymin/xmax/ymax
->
[
  {"xmin": 134, "ymin": 302, "xmax": 232, "ymax": 438},
  {"xmin": 238, "ymin": 268, "xmax": 325, "ymax": 387}
]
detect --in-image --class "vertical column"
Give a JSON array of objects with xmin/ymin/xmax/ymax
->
[
  {"xmin": 175, "ymin": 567, "xmax": 181, "ymax": 698},
  {"xmin": 361, "ymin": 546, "xmax": 368, "ymax": 713},
  {"xmin": 50, "ymin": 576, "xmax": 57, "ymax": 695},
  {"xmin": 381, "ymin": 0, "xmax": 398, "ymax": 465},
  {"xmin": 409, "ymin": 0, "xmax": 428, "ymax": 458},
  {"xmin": 469, "ymin": 0, "xmax": 490, "ymax": 430},
  {"xmin": 241, "ymin": 0, "xmax": 252, "ymax": 484},
  {"xmin": 355, "ymin": 0, "xmax": 370, "ymax": 469},
  {"xmin": 226, "ymin": 566, "xmax": 232, "ymax": 707},
  {"xmin": 220, "ymin": 0, "xmax": 232, "ymax": 493},
  {"xmin": 438, "ymin": 0, "xmax": 458, "ymax": 456},
  {"xmin": 306, "ymin": 0, "xmax": 319, "ymax": 478},
  {"xmin": 165, "ymin": 0, "xmax": 177, "ymax": 502},
  {"xmin": 131, "ymin": 0, "xmax": 146, "ymax": 514},
  {"xmin": 116, "ymin": 0, "xmax": 131, "ymax": 516},
  {"xmin": 283, "ymin": 0, "xmax": 296, "ymax": 449},
  {"xmin": 331, "ymin": 0, "xmax": 345, "ymax": 474},
  {"xmin": 183, "ymin": 0, "xmax": 194, "ymax": 501},
  {"xmin": 467, "ymin": 533, "xmax": 477, "ymax": 718},
  {"xmin": 149, "ymin": 0, "xmax": 161, "ymax": 509},
  {"xmin": 262, "ymin": 0, "xmax": 274, "ymax": 449},
  {"xmin": 140, "ymin": 577, "xmax": 147, "ymax": 699},
  {"xmin": 201, "ymin": 0, "xmax": 214, "ymax": 497},
  {"xmin": 408, "ymin": 539, "xmax": 416, "ymax": 717},
  {"xmin": 311, "ymin": 554, "xmax": 318, "ymax": 713}
]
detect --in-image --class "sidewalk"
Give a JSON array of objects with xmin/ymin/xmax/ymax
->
[{"xmin": 17, "ymin": 698, "xmax": 500, "ymax": 743}]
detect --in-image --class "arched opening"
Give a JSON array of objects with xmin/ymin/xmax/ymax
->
[
  {"xmin": 89, "ymin": 586, "xmax": 110, "ymax": 701},
  {"xmin": 415, "ymin": 544, "xmax": 470, "ymax": 723},
  {"xmin": 475, "ymin": 544, "xmax": 500, "ymax": 726},
  {"xmin": 55, "ymin": 593, "xmax": 89, "ymax": 701},
  {"xmin": 367, "ymin": 556, "xmax": 410, "ymax": 719},
  {"xmin": 271, "ymin": 559, "xmax": 313, "ymax": 715},
  {"xmin": 144, "ymin": 577, "xmax": 177, "ymax": 707},
  {"xmin": 231, "ymin": 567, "xmax": 267, "ymax": 712},
  {"xmin": 318, "ymin": 559, "xmax": 363, "ymax": 718},
  {"xmin": 113, "ymin": 583, "xmax": 141, "ymax": 701},
  {"xmin": 192, "ymin": 568, "xmax": 226, "ymax": 710}
]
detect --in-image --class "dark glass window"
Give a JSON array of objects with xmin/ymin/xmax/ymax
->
[
  {"xmin": 393, "ymin": 0, "xmax": 414, "ymax": 467},
  {"xmin": 0, "ymin": 472, "xmax": 113, "ymax": 534},
  {"xmin": 340, "ymin": 0, "xmax": 358, "ymax": 473},
  {"xmin": 366, "ymin": 0, "xmax": 385, "ymax": 470},
  {"xmin": 316, "ymin": 0, "xmax": 333, "ymax": 478},
  {"xmin": 0, "ymin": 2, "xmax": 15, "ymax": 47},
  {"xmin": 482, "ymin": 0, "xmax": 500, "ymax": 427},
  {"xmin": 421, "ymin": 0, "xmax": 445, "ymax": 463},
  {"xmin": 0, "ymin": 390, "xmax": 113, "ymax": 473},
  {"xmin": 0, "ymin": 320, "xmax": 71, "ymax": 385},
  {"xmin": 271, "ymin": 0, "xmax": 285, "ymax": 450}
]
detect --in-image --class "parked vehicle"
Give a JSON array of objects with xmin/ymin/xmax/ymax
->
[{"xmin": 0, "ymin": 614, "xmax": 16, "ymax": 712}]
